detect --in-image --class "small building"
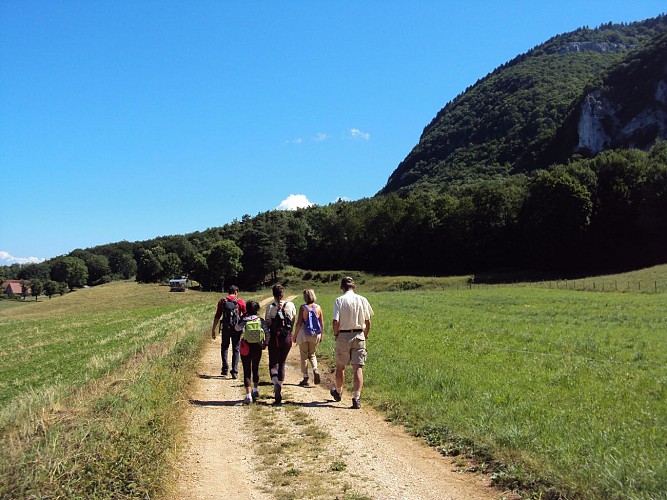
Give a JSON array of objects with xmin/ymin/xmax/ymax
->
[
  {"xmin": 2, "ymin": 280, "xmax": 30, "ymax": 298},
  {"xmin": 169, "ymin": 278, "xmax": 189, "ymax": 292}
]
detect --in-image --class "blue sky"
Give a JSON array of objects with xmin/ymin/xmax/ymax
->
[{"xmin": 1, "ymin": 1, "xmax": 665, "ymax": 264}]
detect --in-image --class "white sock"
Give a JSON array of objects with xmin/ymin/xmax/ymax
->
[{"xmin": 353, "ymin": 391, "xmax": 361, "ymax": 399}]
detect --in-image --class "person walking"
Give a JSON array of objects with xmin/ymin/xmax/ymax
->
[
  {"xmin": 330, "ymin": 276, "xmax": 374, "ymax": 409},
  {"xmin": 235, "ymin": 300, "xmax": 269, "ymax": 404},
  {"xmin": 293, "ymin": 289, "xmax": 324, "ymax": 387},
  {"xmin": 265, "ymin": 284, "xmax": 296, "ymax": 404},
  {"xmin": 211, "ymin": 285, "xmax": 246, "ymax": 379}
]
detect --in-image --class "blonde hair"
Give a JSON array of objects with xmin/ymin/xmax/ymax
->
[{"xmin": 303, "ymin": 289, "xmax": 317, "ymax": 304}]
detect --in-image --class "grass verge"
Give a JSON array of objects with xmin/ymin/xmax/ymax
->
[{"xmin": 0, "ymin": 282, "xmax": 216, "ymax": 498}]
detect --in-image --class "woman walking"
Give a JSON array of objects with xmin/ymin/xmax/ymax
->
[
  {"xmin": 235, "ymin": 300, "xmax": 269, "ymax": 404},
  {"xmin": 293, "ymin": 289, "xmax": 324, "ymax": 386},
  {"xmin": 265, "ymin": 284, "xmax": 296, "ymax": 404}
]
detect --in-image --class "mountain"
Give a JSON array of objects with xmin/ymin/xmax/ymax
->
[{"xmin": 380, "ymin": 15, "xmax": 667, "ymax": 195}]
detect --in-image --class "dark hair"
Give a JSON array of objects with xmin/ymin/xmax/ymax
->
[
  {"xmin": 340, "ymin": 276, "xmax": 355, "ymax": 291},
  {"xmin": 272, "ymin": 284, "xmax": 285, "ymax": 300},
  {"xmin": 228, "ymin": 285, "xmax": 239, "ymax": 294},
  {"xmin": 245, "ymin": 300, "xmax": 260, "ymax": 315}
]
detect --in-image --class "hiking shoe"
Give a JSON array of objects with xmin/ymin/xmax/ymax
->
[
  {"xmin": 221, "ymin": 369, "xmax": 228, "ymax": 376},
  {"xmin": 351, "ymin": 398, "xmax": 361, "ymax": 409},
  {"xmin": 243, "ymin": 394, "xmax": 252, "ymax": 405},
  {"xmin": 330, "ymin": 388, "xmax": 342, "ymax": 402},
  {"xmin": 251, "ymin": 388, "xmax": 259, "ymax": 401},
  {"xmin": 298, "ymin": 378, "xmax": 310, "ymax": 387},
  {"xmin": 274, "ymin": 384, "xmax": 282, "ymax": 404},
  {"xmin": 313, "ymin": 371, "xmax": 321, "ymax": 385},
  {"xmin": 231, "ymin": 373, "xmax": 238, "ymax": 379}
]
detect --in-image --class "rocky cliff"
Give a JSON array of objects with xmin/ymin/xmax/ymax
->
[{"xmin": 576, "ymin": 35, "xmax": 667, "ymax": 155}]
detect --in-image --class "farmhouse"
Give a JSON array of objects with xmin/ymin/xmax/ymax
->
[{"xmin": 2, "ymin": 280, "xmax": 30, "ymax": 298}]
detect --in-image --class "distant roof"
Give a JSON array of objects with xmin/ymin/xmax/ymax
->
[{"xmin": 6, "ymin": 282, "xmax": 27, "ymax": 294}]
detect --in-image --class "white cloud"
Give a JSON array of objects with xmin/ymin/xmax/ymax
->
[
  {"xmin": 276, "ymin": 194, "xmax": 315, "ymax": 211},
  {"xmin": 314, "ymin": 132, "xmax": 328, "ymax": 142},
  {"xmin": 350, "ymin": 128, "xmax": 370, "ymax": 140},
  {"xmin": 0, "ymin": 250, "xmax": 45, "ymax": 265},
  {"xmin": 285, "ymin": 137, "xmax": 303, "ymax": 145}
]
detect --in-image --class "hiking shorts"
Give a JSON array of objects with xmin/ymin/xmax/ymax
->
[{"xmin": 335, "ymin": 330, "xmax": 366, "ymax": 366}]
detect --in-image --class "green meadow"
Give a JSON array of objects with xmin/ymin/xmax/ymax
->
[
  {"xmin": 1, "ymin": 269, "xmax": 666, "ymax": 498},
  {"xmin": 316, "ymin": 285, "xmax": 667, "ymax": 499}
]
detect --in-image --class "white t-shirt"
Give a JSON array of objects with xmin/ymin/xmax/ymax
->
[
  {"xmin": 333, "ymin": 290, "xmax": 374, "ymax": 330},
  {"xmin": 265, "ymin": 300, "xmax": 297, "ymax": 322}
]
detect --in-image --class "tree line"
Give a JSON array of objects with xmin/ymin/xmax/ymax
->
[{"xmin": 3, "ymin": 142, "xmax": 666, "ymax": 294}]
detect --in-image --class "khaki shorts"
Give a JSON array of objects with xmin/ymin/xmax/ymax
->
[{"xmin": 335, "ymin": 330, "xmax": 367, "ymax": 366}]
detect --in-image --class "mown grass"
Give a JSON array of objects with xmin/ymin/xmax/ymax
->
[
  {"xmin": 0, "ymin": 281, "xmax": 232, "ymax": 498},
  {"xmin": 314, "ymin": 283, "xmax": 666, "ymax": 499}
]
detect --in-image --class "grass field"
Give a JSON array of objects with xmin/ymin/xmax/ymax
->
[
  {"xmin": 314, "ymin": 283, "xmax": 667, "ymax": 499},
  {"xmin": 1, "ymin": 266, "xmax": 666, "ymax": 498},
  {"xmin": 0, "ymin": 281, "xmax": 251, "ymax": 498}
]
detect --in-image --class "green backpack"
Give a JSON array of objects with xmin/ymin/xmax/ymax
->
[{"xmin": 243, "ymin": 318, "xmax": 265, "ymax": 344}]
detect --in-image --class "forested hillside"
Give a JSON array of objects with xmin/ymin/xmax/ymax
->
[
  {"xmin": 3, "ymin": 16, "xmax": 667, "ymax": 291},
  {"xmin": 380, "ymin": 15, "xmax": 667, "ymax": 194}
]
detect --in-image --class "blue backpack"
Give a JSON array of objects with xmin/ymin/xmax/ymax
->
[{"xmin": 304, "ymin": 304, "xmax": 322, "ymax": 335}]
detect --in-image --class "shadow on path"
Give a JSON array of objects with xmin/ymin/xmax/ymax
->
[{"xmin": 188, "ymin": 399, "xmax": 242, "ymax": 407}]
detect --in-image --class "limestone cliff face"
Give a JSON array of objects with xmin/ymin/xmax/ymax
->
[
  {"xmin": 558, "ymin": 41, "xmax": 629, "ymax": 54},
  {"xmin": 577, "ymin": 74, "xmax": 667, "ymax": 154},
  {"xmin": 577, "ymin": 92, "xmax": 613, "ymax": 153}
]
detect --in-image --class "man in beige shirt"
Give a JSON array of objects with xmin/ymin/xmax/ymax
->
[{"xmin": 331, "ymin": 276, "xmax": 374, "ymax": 409}]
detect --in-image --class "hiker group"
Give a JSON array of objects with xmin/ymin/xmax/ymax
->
[{"xmin": 210, "ymin": 277, "xmax": 374, "ymax": 409}]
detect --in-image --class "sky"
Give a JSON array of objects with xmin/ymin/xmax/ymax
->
[{"xmin": 1, "ymin": 1, "xmax": 666, "ymax": 265}]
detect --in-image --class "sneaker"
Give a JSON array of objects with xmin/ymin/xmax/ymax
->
[
  {"xmin": 330, "ymin": 388, "xmax": 342, "ymax": 402},
  {"xmin": 221, "ymin": 369, "xmax": 228, "ymax": 376},
  {"xmin": 351, "ymin": 398, "xmax": 361, "ymax": 409},
  {"xmin": 298, "ymin": 378, "xmax": 310, "ymax": 387},
  {"xmin": 251, "ymin": 388, "xmax": 259, "ymax": 401},
  {"xmin": 274, "ymin": 384, "xmax": 282, "ymax": 404},
  {"xmin": 231, "ymin": 373, "xmax": 238, "ymax": 379},
  {"xmin": 313, "ymin": 371, "xmax": 321, "ymax": 385},
  {"xmin": 243, "ymin": 394, "xmax": 252, "ymax": 405}
]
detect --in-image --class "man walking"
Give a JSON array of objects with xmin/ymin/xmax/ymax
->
[
  {"xmin": 211, "ymin": 285, "xmax": 246, "ymax": 378},
  {"xmin": 330, "ymin": 276, "xmax": 374, "ymax": 409}
]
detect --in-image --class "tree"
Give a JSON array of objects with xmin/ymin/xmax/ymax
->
[
  {"xmin": 20, "ymin": 280, "xmax": 31, "ymax": 300},
  {"xmin": 30, "ymin": 279, "xmax": 43, "ymax": 301},
  {"xmin": 190, "ymin": 253, "xmax": 209, "ymax": 289},
  {"xmin": 17, "ymin": 262, "xmax": 51, "ymax": 281},
  {"xmin": 520, "ymin": 167, "xmax": 593, "ymax": 269},
  {"xmin": 205, "ymin": 240, "xmax": 243, "ymax": 292},
  {"xmin": 162, "ymin": 252, "xmax": 183, "ymax": 279},
  {"xmin": 136, "ymin": 247, "xmax": 165, "ymax": 283},
  {"xmin": 86, "ymin": 254, "xmax": 111, "ymax": 285},
  {"xmin": 50, "ymin": 256, "xmax": 89, "ymax": 289},
  {"xmin": 108, "ymin": 250, "xmax": 137, "ymax": 279},
  {"xmin": 44, "ymin": 280, "xmax": 59, "ymax": 299}
]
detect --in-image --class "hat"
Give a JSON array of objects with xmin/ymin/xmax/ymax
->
[
  {"xmin": 341, "ymin": 276, "xmax": 355, "ymax": 287},
  {"xmin": 239, "ymin": 339, "xmax": 250, "ymax": 356}
]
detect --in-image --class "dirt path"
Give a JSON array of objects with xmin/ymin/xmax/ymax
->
[{"xmin": 172, "ymin": 297, "xmax": 499, "ymax": 499}]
